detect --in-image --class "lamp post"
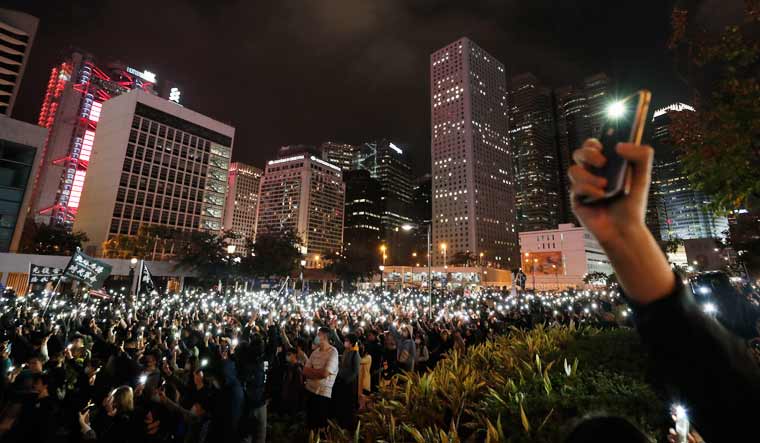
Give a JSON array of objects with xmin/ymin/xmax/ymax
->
[
  {"xmin": 479, "ymin": 252, "xmax": 484, "ymax": 266},
  {"xmin": 402, "ymin": 223, "xmax": 433, "ymax": 319},
  {"xmin": 300, "ymin": 259, "xmax": 307, "ymax": 292},
  {"xmin": 379, "ymin": 265, "xmax": 385, "ymax": 291},
  {"xmin": 440, "ymin": 243, "xmax": 447, "ymax": 269},
  {"xmin": 129, "ymin": 257, "xmax": 138, "ymax": 295},
  {"xmin": 552, "ymin": 264, "xmax": 559, "ymax": 290},
  {"xmin": 532, "ymin": 258, "xmax": 538, "ymax": 291}
]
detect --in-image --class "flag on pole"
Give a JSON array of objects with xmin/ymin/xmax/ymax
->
[
  {"xmin": 63, "ymin": 249, "xmax": 112, "ymax": 288},
  {"xmin": 138, "ymin": 261, "xmax": 156, "ymax": 294},
  {"xmin": 27, "ymin": 264, "xmax": 64, "ymax": 287}
]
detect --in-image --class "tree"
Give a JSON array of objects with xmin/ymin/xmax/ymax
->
[
  {"xmin": 174, "ymin": 230, "xmax": 240, "ymax": 281},
  {"xmin": 667, "ymin": 3, "xmax": 760, "ymax": 212},
  {"xmin": 449, "ymin": 251, "xmax": 477, "ymax": 266},
  {"xmin": 18, "ymin": 220, "xmax": 88, "ymax": 256},
  {"xmin": 242, "ymin": 231, "xmax": 301, "ymax": 278},
  {"xmin": 326, "ymin": 248, "xmax": 379, "ymax": 289},
  {"xmin": 658, "ymin": 237, "xmax": 684, "ymax": 257}
]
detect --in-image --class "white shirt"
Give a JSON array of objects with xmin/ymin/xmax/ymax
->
[{"xmin": 304, "ymin": 345, "xmax": 339, "ymax": 398}]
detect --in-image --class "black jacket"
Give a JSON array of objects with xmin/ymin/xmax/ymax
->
[{"xmin": 633, "ymin": 276, "xmax": 760, "ymax": 443}]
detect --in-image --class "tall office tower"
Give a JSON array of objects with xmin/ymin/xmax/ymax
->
[
  {"xmin": 321, "ymin": 141, "xmax": 357, "ymax": 172},
  {"xmin": 277, "ymin": 144, "xmax": 319, "ymax": 159},
  {"xmin": 255, "ymin": 154, "xmax": 344, "ymax": 267},
  {"xmin": 509, "ymin": 73, "xmax": 561, "ymax": 232},
  {"xmin": 582, "ymin": 73, "xmax": 611, "ymax": 139},
  {"xmin": 0, "ymin": 9, "xmax": 38, "ymax": 116},
  {"xmin": 554, "ymin": 86, "xmax": 590, "ymax": 223},
  {"xmin": 355, "ymin": 139, "xmax": 414, "ymax": 261},
  {"xmin": 0, "ymin": 116, "xmax": 46, "ymax": 252},
  {"xmin": 30, "ymin": 51, "xmax": 180, "ymax": 228},
  {"xmin": 343, "ymin": 169, "xmax": 383, "ymax": 254},
  {"xmin": 650, "ymin": 103, "xmax": 728, "ymax": 240},
  {"xmin": 73, "ymin": 89, "xmax": 234, "ymax": 256},
  {"xmin": 410, "ymin": 174, "xmax": 432, "ymax": 262},
  {"xmin": 223, "ymin": 162, "xmax": 262, "ymax": 252},
  {"xmin": 430, "ymin": 37, "xmax": 518, "ymax": 268}
]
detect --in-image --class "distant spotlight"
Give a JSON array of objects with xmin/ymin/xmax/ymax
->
[{"xmin": 606, "ymin": 101, "xmax": 625, "ymax": 119}]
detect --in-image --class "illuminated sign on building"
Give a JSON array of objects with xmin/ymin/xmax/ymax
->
[
  {"xmin": 126, "ymin": 67, "xmax": 157, "ymax": 83},
  {"xmin": 169, "ymin": 87, "xmax": 181, "ymax": 104}
]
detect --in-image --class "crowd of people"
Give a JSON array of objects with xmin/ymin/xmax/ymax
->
[
  {"xmin": 1, "ymin": 140, "xmax": 759, "ymax": 443},
  {"xmin": 0, "ymin": 280, "xmax": 631, "ymax": 443}
]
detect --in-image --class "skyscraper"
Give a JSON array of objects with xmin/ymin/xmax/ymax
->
[
  {"xmin": 582, "ymin": 73, "xmax": 611, "ymax": 140},
  {"xmin": 223, "ymin": 162, "xmax": 262, "ymax": 253},
  {"xmin": 554, "ymin": 86, "xmax": 589, "ymax": 223},
  {"xmin": 430, "ymin": 37, "xmax": 518, "ymax": 268},
  {"xmin": 321, "ymin": 141, "xmax": 357, "ymax": 172},
  {"xmin": 0, "ymin": 9, "xmax": 38, "ymax": 117},
  {"xmin": 650, "ymin": 103, "xmax": 728, "ymax": 240},
  {"xmin": 554, "ymin": 73, "xmax": 611, "ymax": 224},
  {"xmin": 410, "ymin": 174, "xmax": 432, "ymax": 262},
  {"xmin": 72, "ymin": 89, "xmax": 234, "ymax": 256},
  {"xmin": 255, "ymin": 154, "xmax": 344, "ymax": 266},
  {"xmin": 343, "ymin": 169, "xmax": 383, "ymax": 254},
  {"xmin": 508, "ymin": 73, "xmax": 561, "ymax": 232},
  {"xmin": 30, "ymin": 51, "xmax": 177, "ymax": 228},
  {"xmin": 355, "ymin": 139, "xmax": 414, "ymax": 262},
  {"xmin": 0, "ymin": 116, "xmax": 46, "ymax": 252}
]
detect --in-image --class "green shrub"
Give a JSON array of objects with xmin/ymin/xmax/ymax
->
[{"xmin": 314, "ymin": 325, "xmax": 667, "ymax": 442}]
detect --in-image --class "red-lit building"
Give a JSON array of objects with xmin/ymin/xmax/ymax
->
[{"xmin": 30, "ymin": 50, "xmax": 180, "ymax": 227}]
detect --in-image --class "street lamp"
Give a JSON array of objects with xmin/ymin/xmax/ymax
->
[
  {"xmin": 129, "ymin": 257, "xmax": 138, "ymax": 295},
  {"xmin": 379, "ymin": 265, "xmax": 385, "ymax": 291},
  {"xmin": 479, "ymin": 252, "xmax": 484, "ymax": 266},
  {"xmin": 440, "ymin": 243, "xmax": 447, "ymax": 268},
  {"xmin": 299, "ymin": 259, "xmax": 307, "ymax": 292},
  {"xmin": 380, "ymin": 244, "xmax": 387, "ymax": 266},
  {"xmin": 401, "ymin": 223, "xmax": 433, "ymax": 318},
  {"xmin": 552, "ymin": 264, "xmax": 559, "ymax": 290},
  {"xmin": 532, "ymin": 258, "xmax": 538, "ymax": 290}
]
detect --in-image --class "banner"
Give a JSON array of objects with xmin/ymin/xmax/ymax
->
[
  {"xmin": 522, "ymin": 252, "xmax": 564, "ymax": 276},
  {"xmin": 138, "ymin": 261, "xmax": 156, "ymax": 294},
  {"xmin": 27, "ymin": 264, "xmax": 63, "ymax": 287},
  {"xmin": 63, "ymin": 249, "xmax": 112, "ymax": 288}
]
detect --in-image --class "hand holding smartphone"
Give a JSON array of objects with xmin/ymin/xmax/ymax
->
[{"xmin": 579, "ymin": 90, "xmax": 651, "ymax": 204}]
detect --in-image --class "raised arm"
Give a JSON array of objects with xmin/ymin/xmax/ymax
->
[{"xmin": 569, "ymin": 139, "xmax": 760, "ymax": 442}]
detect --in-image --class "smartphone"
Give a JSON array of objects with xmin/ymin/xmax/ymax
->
[{"xmin": 580, "ymin": 90, "xmax": 651, "ymax": 204}]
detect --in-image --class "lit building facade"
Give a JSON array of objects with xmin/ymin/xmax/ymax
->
[
  {"xmin": 554, "ymin": 73, "xmax": 611, "ymax": 225},
  {"xmin": 0, "ymin": 116, "xmax": 46, "ymax": 252},
  {"xmin": 255, "ymin": 155, "xmax": 344, "ymax": 267},
  {"xmin": 509, "ymin": 73, "xmax": 561, "ymax": 232},
  {"xmin": 430, "ymin": 37, "xmax": 518, "ymax": 268},
  {"xmin": 223, "ymin": 162, "xmax": 262, "ymax": 252},
  {"xmin": 355, "ymin": 139, "xmax": 414, "ymax": 262},
  {"xmin": 343, "ymin": 169, "xmax": 383, "ymax": 254},
  {"xmin": 73, "ymin": 89, "xmax": 233, "ymax": 256},
  {"xmin": 320, "ymin": 141, "xmax": 357, "ymax": 172},
  {"xmin": 519, "ymin": 223, "xmax": 612, "ymax": 289},
  {"xmin": 30, "ymin": 51, "xmax": 180, "ymax": 228},
  {"xmin": 0, "ymin": 9, "xmax": 38, "ymax": 116},
  {"xmin": 650, "ymin": 103, "xmax": 728, "ymax": 240},
  {"xmin": 582, "ymin": 73, "xmax": 611, "ymax": 140}
]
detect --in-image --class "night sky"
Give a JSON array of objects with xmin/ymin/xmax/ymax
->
[{"xmin": 7, "ymin": 0, "xmax": 743, "ymax": 175}]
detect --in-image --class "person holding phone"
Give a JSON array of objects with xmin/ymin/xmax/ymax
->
[{"xmin": 569, "ymin": 138, "xmax": 760, "ymax": 443}]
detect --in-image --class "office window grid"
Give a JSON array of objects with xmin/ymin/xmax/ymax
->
[{"xmin": 108, "ymin": 115, "xmax": 229, "ymax": 238}]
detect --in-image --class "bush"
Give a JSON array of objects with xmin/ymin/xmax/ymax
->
[{"xmin": 315, "ymin": 324, "xmax": 667, "ymax": 442}]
